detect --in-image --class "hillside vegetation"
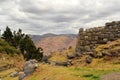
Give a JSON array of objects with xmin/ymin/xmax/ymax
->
[
  {"xmin": 2, "ymin": 27, "xmax": 43, "ymax": 61},
  {"xmin": 0, "ymin": 26, "xmax": 43, "ymax": 80},
  {"xmin": 24, "ymin": 62, "xmax": 120, "ymax": 80},
  {"xmin": 0, "ymin": 39, "xmax": 20, "ymax": 54},
  {"xmin": 24, "ymin": 39, "xmax": 120, "ymax": 80},
  {"xmin": 0, "ymin": 39, "xmax": 24, "ymax": 80}
]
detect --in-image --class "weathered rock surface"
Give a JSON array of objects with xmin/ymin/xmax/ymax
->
[
  {"xmin": 18, "ymin": 72, "xmax": 26, "ymax": 80},
  {"xmin": 50, "ymin": 60, "xmax": 72, "ymax": 67},
  {"xmin": 18, "ymin": 59, "xmax": 38, "ymax": 80},
  {"xmin": 76, "ymin": 21, "xmax": 120, "ymax": 56},
  {"xmin": 86, "ymin": 55, "xmax": 92, "ymax": 64},
  {"xmin": 10, "ymin": 71, "xmax": 18, "ymax": 77},
  {"xmin": 23, "ymin": 59, "xmax": 38, "ymax": 76}
]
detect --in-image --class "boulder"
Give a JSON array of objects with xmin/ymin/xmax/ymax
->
[
  {"xmin": 76, "ymin": 52, "xmax": 82, "ymax": 57},
  {"xmin": 50, "ymin": 60, "xmax": 72, "ymax": 67},
  {"xmin": 67, "ymin": 53, "xmax": 76, "ymax": 59},
  {"xmin": 18, "ymin": 72, "xmax": 26, "ymax": 80},
  {"xmin": 24, "ymin": 63, "xmax": 36, "ymax": 76},
  {"xmin": 55, "ymin": 62, "xmax": 71, "ymax": 67},
  {"xmin": 50, "ymin": 61, "xmax": 57, "ymax": 66},
  {"xmin": 23, "ymin": 59, "xmax": 38, "ymax": 76},
  {"xmin": 42, "ymin": 56, "xmax": 49, "ymax": 63},
  {"xmin": 79, "ymin": 28, "xmax": 84, "ymax": 33},
  {"xmin": 10, "ymin": 71, "xmax": 18, "ymax": 77},
  {"xmin": 86, "ymin": 55, "xmax": 92, "ymax": 64}
]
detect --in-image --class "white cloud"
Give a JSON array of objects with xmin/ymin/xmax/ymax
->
[{"xmin": 0, "ymin": 0, "xmax": 120, "ymax": 35}]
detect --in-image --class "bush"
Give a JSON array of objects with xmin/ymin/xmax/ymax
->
[{"xmin": 0, "ymin": 39, "xmax": 20, "ymax": 54}]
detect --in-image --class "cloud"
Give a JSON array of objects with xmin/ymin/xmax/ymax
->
[{"xmin": 0, "ymin": 0, "xmax": 120, "ymax": 35}]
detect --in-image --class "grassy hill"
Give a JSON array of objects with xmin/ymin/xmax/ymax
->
[
  {"xmin": 24, "ymin": 39, "xmax": 120, "ymax": 80},
  {"xmin": 1, "ymin": 38, "xmax": 120, "ymax": 80},
  {"xmin": 24, "ymin": 62, "xmax": 120, "ymax": 80},
  {"xmin": 0, "ymin": 39, "xmax": 25, "ymax": 80}
]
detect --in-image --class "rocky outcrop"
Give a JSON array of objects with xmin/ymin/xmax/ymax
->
[
  {"xmin": 50, "ymin": 60, "xmax": 72, "ymax": 67},
  {"xmin": 18, "ymin": 72, "xmax": 26, "ymax": 80},
  {"xmin": 18, "ymin": 59, "xmax": 38, "ymax": 80},
  {"xmin": 10, "ymin": 71, "xmax": 18, "ymax": 77},
  {"xmin": 76, "ymin": 21, "xmax": 120, "ymax": 56}
]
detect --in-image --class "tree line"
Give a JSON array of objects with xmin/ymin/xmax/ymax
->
[{"xmin": 2, "ymin": 26, "xmax": 43, "ymax": 61}]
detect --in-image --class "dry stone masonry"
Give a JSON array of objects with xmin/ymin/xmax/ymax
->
[{"xmin": 76, "ymin": 21, "xmax": 120, "ymax": 55}]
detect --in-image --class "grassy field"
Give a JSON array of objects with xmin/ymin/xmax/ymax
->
[
  {"xmin": 0, "ymin": 68, "xmax": 18, "ymax": 80},
  {"xmin": 0, "ymin": 61, "xmax": 120, "ymax": 80},
  {"xmin": 24, "ymin": 39, "xmax": 120, "ymax": 80},
  {"xmin": 24, "ymin": 60, "xmax": 120, "ymax": 80}
]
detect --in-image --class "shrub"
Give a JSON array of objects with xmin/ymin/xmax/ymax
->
[{"xmin": 0, "ymin": 39, "xmax": 20, "ymax": 54}]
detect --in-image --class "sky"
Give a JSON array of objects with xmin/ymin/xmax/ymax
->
[{"xmin": 0, "ymin": 0, "xmax": 120, "ymax": 35}]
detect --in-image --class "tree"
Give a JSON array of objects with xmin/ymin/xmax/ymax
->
[
  {"xmin": 2, "ymin": 26, "xmax": 13, "ymax": 45},
  {"xmin": 3, "ymin": 27, "xmax": 43, "ymax": 61},
  {"xmin": 12, "ymin": 29, "xmax": 25, "ymax": 49},
  {"xmin": 20, "ymin": 35, "xmax": 43, "ymax": 61}
]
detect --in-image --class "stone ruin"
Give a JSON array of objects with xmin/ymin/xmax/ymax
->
[{"xmin": 76, "ymin": 21, "xmax": 120, "ymax": 56}]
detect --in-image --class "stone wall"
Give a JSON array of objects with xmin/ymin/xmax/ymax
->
[{"xmin": 76, "ymin": 21, "xmax": 120, "ymax": 55}]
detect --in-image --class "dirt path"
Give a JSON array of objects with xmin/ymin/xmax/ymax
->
[{"xmin": 100, "ymin": 72, "xmax": 120, "ymax": 80}]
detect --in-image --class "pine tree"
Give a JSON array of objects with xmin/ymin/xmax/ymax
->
[
  {"xmin": 2, "ymin": 26, "xmax": 13, "ymax": 45},
  {"xmin": 3, "ymin": 27, "xmax": 43, "ymax": 61},
  {"xmin": 20, "ymin": 35, "xmax": 43, "ymax": 61},
  {"xmin": 12, "ymin": 29, "xmax": 25, "ymax": 49}
]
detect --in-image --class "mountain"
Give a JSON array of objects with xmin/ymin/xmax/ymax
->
[
  {"xmin": 29, "ymin": 33, "xmax": 57, "ymax": 42},
  {"xmin": 30, "ymin": 33, "xmax": 77, "ymax": 55}
]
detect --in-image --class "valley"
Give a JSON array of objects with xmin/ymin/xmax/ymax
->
[{"xmin": 1, "ymin": 21, "xmax": 120, "ymax": 80}]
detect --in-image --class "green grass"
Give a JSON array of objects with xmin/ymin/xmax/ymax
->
[
  {"xmin": 68, "ymin": 64, "xmax": 120, "ymax": 80},
  {"xmin": 0, "ymin": 60, "xmax": 120, "ymax": 80},
  {"xmin": 0, "ymin": 39, "xmax": 20, "ymax": 54},
  {"xmin": 24, "ymin": 63, "xmax": 120, "ymax": 80},
  {"xmin": 30, "ymin": 76, "xmax": 37, "ymax": 80}
]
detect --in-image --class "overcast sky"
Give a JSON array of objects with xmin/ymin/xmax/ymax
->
[{"xmin": 0, "ymin": 0, "xmax": 120, "ymax": 35}]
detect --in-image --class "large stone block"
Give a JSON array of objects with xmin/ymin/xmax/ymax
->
[
  {"xmin": 18, "ymin": 72, "xmax": 26, "ymax": 80},
  {"xmin": 79, "ymin": 28, "xmax": 84, "ymax": 33},
  {"xmin": 84, "ymin": 46, "xmax": 91, "ymax": 52}
]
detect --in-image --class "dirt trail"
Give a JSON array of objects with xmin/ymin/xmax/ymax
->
[{"xmin": 100, "ymin": 72, "xmax": 120, "ymax": 80}]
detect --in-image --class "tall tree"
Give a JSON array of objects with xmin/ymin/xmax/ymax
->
[
  {"xmin": 20, "ymin": 35, "xmax": 43, "ymax": 61},
  {"xmin": 12, "ymin": 29, "xmax": 25, "ymax": 49},
  {"xmin": 3, "ymin": 27, "xmax": 43, "ymax": 61},
  {"xmin": 2, "ymin": 26, "xmax": 13, "ymax": 45}
]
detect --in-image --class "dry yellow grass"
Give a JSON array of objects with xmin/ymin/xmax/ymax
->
[
  {"xmin": 25, "ymin": 39, "xmax": 120, "ymax": 80},
  {"xmin": 25, "ymin": 64, "xmax": 83, "ymax": 80},
  {"xmin": 49, "ymin": 51, "xmax": 67, "ymax": 62},
  {"xmin": 1, "ymin": 55, "xmax": 120, "ymax": 80},
  {"xmin": 95, "ymin": 39, "xmax": 120, "ymax": 53},
  {"xmin": 2, "ymin": 39, "xmax": 120, "ymax": 80},
  {"xmin": 0, "ymin": 53, "xmax": 25, "ymax": 80},
  {"xmin": 49, "ymin": 48, "xmax": 75, "ymax": 62},
  {"xmin": 0, "ymin": 68, "xmax": 18, "ymax": 80},
  {"xmin": 24, "ymin": 62, "xmax": 120, "ymax": 80},
  {"xmin": 0, "ymin": 53, "xmax": 25, "ymax": 70}
]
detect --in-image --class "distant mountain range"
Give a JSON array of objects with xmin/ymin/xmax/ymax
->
[{"xmin": 29, "ymin": 33, "xmax": 77, "ymax": 55}]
